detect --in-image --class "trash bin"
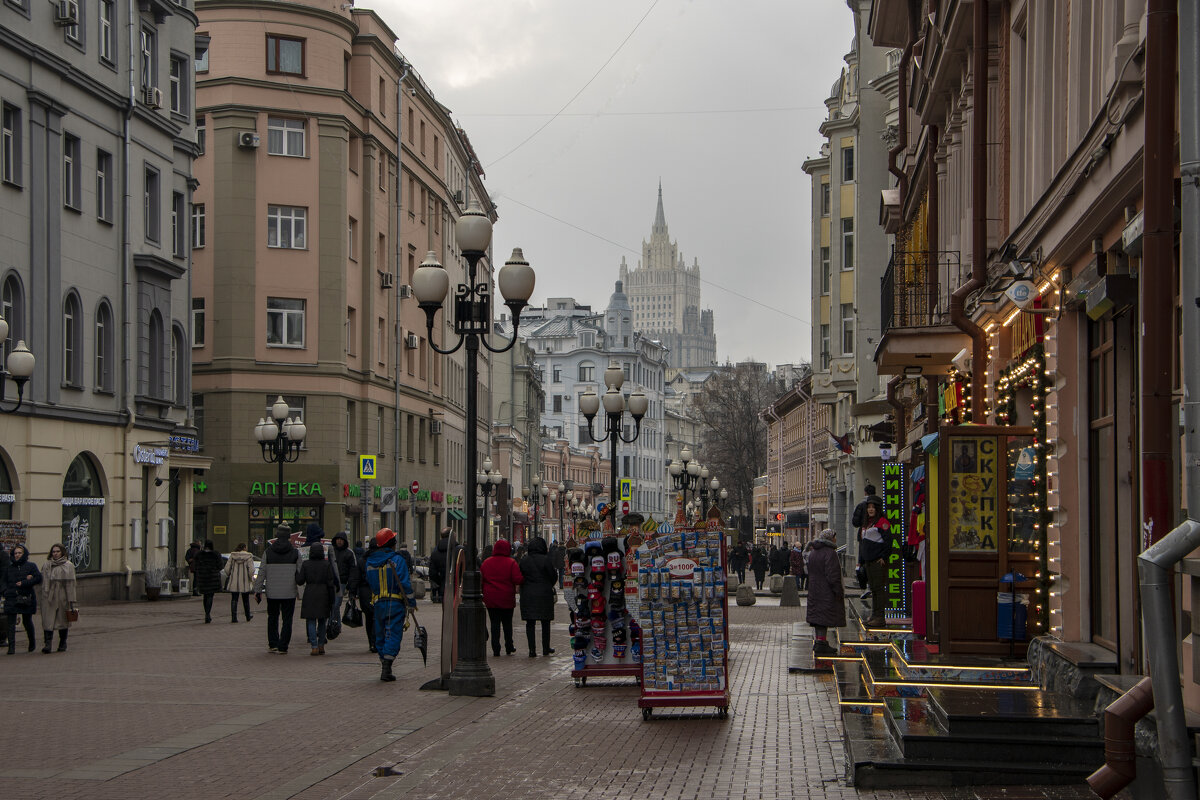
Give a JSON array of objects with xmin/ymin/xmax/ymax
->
[{"xmin": 997, "ymin": 570, "xmax": 1028, "ymax": 641}]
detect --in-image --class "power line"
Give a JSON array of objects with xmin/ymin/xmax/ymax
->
[{"xmin": 462, "ymin": 106, "xmax": 823, "ymax": 118}]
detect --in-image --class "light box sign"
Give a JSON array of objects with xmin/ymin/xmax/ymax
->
[{"xmin": 882, "ymin": 461, "xmax": 908, "ymax": 617}]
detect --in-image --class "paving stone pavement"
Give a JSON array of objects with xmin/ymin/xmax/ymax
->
[{"xmin": 0, "ymin": 595, "xmax": 1102, "ymax": 800}]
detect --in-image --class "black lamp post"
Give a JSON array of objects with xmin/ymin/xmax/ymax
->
[
  {"xmin": 478, "ymin": 459, "xmax": 502, "ymax": 543},
  {"xmin": 0, "ymin": 313, "xmax": 35, "ymax": 414},
  {"xmin": 412, "ymin": 199, "xmax": 535, "ymax": 698},
  {"xmin": 579, "ymin": 364, "xmax": 648, "ymax": 523},
  {"xmin": 668, "ymin": 448, "xmax": 703, "ymax": 513},
  {"xmin": 254, "ymin": 396, "xmax": 306, "ymax": 533}
]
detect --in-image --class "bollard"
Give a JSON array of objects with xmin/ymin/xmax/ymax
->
[
  {"xmin": 780, "ymin": 576, "xmax": 801, "ymax": 606},
  {"xmin": 735, "ymin": 584, "xmax": 756, "ymax": 606}
]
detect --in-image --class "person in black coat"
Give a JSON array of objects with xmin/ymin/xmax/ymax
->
[
  {"xmin": 2, "ymin": 544, "xmax": 42, "ymax": 654},
  {"xmin": 297, "ymin": 543, "xmax": 339, "ymax": 655},
  {"xmin": 184, "ymin": 541, "xmax": 202, "ymax": 595},
  {"xmin": 0, "ymin": 544, "xmax": 9, "ymax": 646},
  {"xmin": 729, "ymin": 541, "xmax": 750, "ymax": 584},
  {"xmin": 518, "ymin": 537, "xmax": 557, "ymax": 657},
  {"xmin": 192, "ymin": 541, "xmax": 225, "ymax": 623},
  {"xmin": 750, "ymin": 546, "xmax": 768, "ymax": 590},
  {"xmin": 547, "ymin": 540, "xmax": 565, "ymax": 589},
  {"xmin": 350, "ymin": 543, "xmax": 377, "ymax": 653},
  {"xmin": 769, "ymin": 545, "xmax": 790, "ymax": 576},
  {"xmin": 328, "ymin": 533, "xmax": 355, "ymax": 627},
  {"xmin": 429, "ymin": 528, "xmax": 450, "ymax": 603}
]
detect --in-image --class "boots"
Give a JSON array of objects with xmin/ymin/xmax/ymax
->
[
  {"xmin": 380, "ymin": 657, "xmax": 396, "ymax": 682},
  {"xmin": 57, "ymin": 630, "xmax": 68, "ymax": 652},
  {"xmin": 42, "ymin": 631, "xmax": 53, "ymax": 654},
  {"xmin": 27, "ymin": 628, "xmax": 35, "ymax": 652}
]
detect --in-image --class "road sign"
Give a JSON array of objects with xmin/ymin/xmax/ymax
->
[
  {"xmin": 622, "ymin": 500, "xmax": 630, "ymax": 514},
  {"xmin": 619, "ymin": 478, "xmax": 632, "ymax": 501},
  {"xmin": 380, "ymin": 486, "xmax": 398, "ymax": 513},
  {"xmin": 359, "ymin": 455, "xmax": 377, "ymax": 480},
  {"xmin": 596, "ymin": 501, "xmax": 607, "ymax": 516},
  {"xmin": 410, "ymin": 480, "xmax": 420, "ymax": 495}
]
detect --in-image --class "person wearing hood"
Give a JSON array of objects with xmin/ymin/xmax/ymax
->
[
  {"xmin": 365, "ymin": 528, "xmax": 414, "ymax": 681},
  {"xmin": 253, "ymin": 524, "xmax": 302, "ymax": 654},
  {"xmin": 750, "ymin": 545, "xmax": 768, "ymax": 590},
  {"xmin": 225, "ymin": 543, "xmax": 256, "ymax": 623},
  {"xmin": 851, "ymin": 485, "xmax": 881, "ymax": 529},
  {"xmin": 39, "ymin": 543, "xmax": 78, "ymax": 653},
  {"xmin": 297, "ymin": 543, "xmax": 339, "ymax": 655},
  {"xmin": 0, "ymin": 543, "xmax": 10, "ymax": 647},
  {"xmin": 518, "ymin": 537, "xmax": 557, "ymax": 657},
  {"xmin": 2, "ymin": 544, "xmax": 42, "ymax": 654},
  {"xmin": 547, "ymin": 539, "xmax": 565, "ymax": 589},
  {"xmin": 193, "ymin": 540, "xmax": 226, "ymax": 623},
  {"xmin": 806, "ymin": 529, "xmax": 846, "ymax": 656},
  {"xmin": 857, "ymin": 499, "xmax": 891, "ymax": 628},
  {"xmin": 349, "ymin": 541, "xmax": 376, "ymax": 653},
  {"xmin": 429, "ymin": 528, "xmax": 450, "ymax": 603},
  {"xmin": 481, "ymin": 539, "xmax": 523, "ymax": 657},
  {"xmin": 789, "ymin": 542, "xmax": 807, "ymax": 591},
  {"xmin": 329, "ymin": 532, "xmax": 355, "ymax": 627},
  {"xmin": 304, "ymin": 522, "xmax": 324, "ymax": 546},
  {"xmin": 184, "ymin": 541, "xmax": 202, "ymax": 595}
]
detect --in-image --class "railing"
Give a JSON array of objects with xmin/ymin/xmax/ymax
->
[{"xmin": 881, "ymin": 250, "xmax": 964, "ymax": 336}]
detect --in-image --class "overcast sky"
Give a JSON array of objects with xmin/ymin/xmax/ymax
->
[{"xmin": 372, "ymin": 0, "xmax": 855, "ymax": 368}]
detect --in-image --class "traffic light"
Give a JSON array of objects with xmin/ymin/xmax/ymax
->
[{"xmin": 775, "ymin": 512, "xmax": 784, "ymax": 521}]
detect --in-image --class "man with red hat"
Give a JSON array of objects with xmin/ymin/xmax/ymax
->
[{"xmin": 365, "ymin": 527, "xmax": 414, "ymax": 682}]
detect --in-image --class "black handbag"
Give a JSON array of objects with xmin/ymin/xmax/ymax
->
[
  {"xmin": 342, "ymin": 598, "xmax": 363, "ymax": 628},
  {"xmin": 855, "ymin": 565, "xmax": 868, "ymax": 589}
]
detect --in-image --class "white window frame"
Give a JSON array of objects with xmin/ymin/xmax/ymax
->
[
  {"xmin": 841, "ymin": 217, "xmax": 854, "ymax": 270},
  {"xmin": 63, "ymin": 292, "xmax": 82, "ymax": 386},
  {"xmin": 841, "ymin": 303, "xmax": 855, "ymax": 355},
  {"xmin": 3, "ymin": 103, "xmax": 21, "ymax": 186},
  {"xmin": 267, "ymin": 205, "xmax": 306, "ymax": 249},
  {"xmin": 267, "ymin": 117, "xmax": 305, "ymax": 157},
  {"xmin": 347, "ymin": 217, "xmax": 356, "ymax": 260},
  {"xmin": 169, "ymin": 56, "xmax": 185, "ymax": 115},
  {"xmin": 96, "ymin": 149, "xmax": 113, "ymax": 222},
  {"xmin": 266, "ymin": 297, "xmax": 305, "ymax": 348},
  {"xmin": 95, "ymin": 300, "xmax": 113, "ymax": 392},
  {"xmin": 140, "ymin": 27, "xmax": 156, "ymax": 90},
  {"xmin": 191, "ymin": 203, "xmax": 205, "ymax": 248},
  {"xmin": 820, "ymin": 246, "xmax": 831, "ymax": 294},
  {"xmin": 191, "ymin": 297, "xmax": 205, "ymax": 347},
  {"xmin": 99, "ymin": 0, "xmax": 114, "ymax": 64},
  {"xmin": 63, "ymin": 134, "xmax": 81, "ymax": 210},
  {"xmin": 819, "ymin": 324, "xmax": 830, "ymax": 370},
  {"xmin": 171, "ymin": 191, "xmax": 186, "ymax": 257},
  {"xmin": 144, "ymin": 166, "xmax": 160, "ymax": 242}
]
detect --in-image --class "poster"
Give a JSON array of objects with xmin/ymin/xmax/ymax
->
[
  {"xmin": 0, "ymin": 520, "xmax": 28, "ymax": 551},
  {"xmin": 947, "ymin": 436, "xmax": 1000, "ymax": 552}
]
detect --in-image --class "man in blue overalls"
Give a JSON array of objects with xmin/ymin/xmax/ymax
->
[{"xmin": 366, "ymin": 528, "xmax": 414, "ymax": 682}]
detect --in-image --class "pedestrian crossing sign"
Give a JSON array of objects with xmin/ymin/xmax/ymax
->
[
  {"xmin": 620, "ymin": 478, "xmax": 632, "ymax": 501},
  {"xmin": 359, "ymin": 455, "xmax": 377, "ymax": 480}
]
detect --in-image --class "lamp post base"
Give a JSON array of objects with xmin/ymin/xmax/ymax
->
[{"xmin": 447, "ymin": 580, "xmax": 495, "ymax": 697}]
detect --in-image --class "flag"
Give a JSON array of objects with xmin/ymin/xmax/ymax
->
[{"xmin": 830, "ymin": 432, "xmax": 854, "ymax": 455}]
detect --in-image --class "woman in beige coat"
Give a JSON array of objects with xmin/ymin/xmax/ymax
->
[
  {"xmin": 40, "ymin": 543, "xmax": 77, "ymax": 653},
  {"xmin": 225, "ymin": 543, "xmax": 256, "ymax": 623}
]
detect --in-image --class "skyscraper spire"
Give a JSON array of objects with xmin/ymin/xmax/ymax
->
[{"xmin": 653, "ymin": 180, "xmax": 667, "ymax": 233}]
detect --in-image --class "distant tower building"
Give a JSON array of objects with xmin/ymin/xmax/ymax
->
[{"xmin": 620, "ymin": 184, "xmax": 717, "ymax": 369}]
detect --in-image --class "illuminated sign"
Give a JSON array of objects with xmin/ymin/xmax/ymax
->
[
  {"xmin": 133, "ymin": 444, "xmax": 169, "ymax": 465},
  {"xmin": 882, "ymin": 462, "xmax": 908, "ymax": 617},
  {"xmin": 250, "ymin": 481, "xmax": 324, "ymax": 497}
]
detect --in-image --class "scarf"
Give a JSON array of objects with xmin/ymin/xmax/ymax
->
[{"xmin": 44, "ymin": 556, "xmax": 75, "ymax": 582}]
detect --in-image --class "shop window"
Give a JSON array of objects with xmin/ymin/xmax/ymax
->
[{"xmin": 62, "ymin": 453, "xmax": 104, "ymax": 573}]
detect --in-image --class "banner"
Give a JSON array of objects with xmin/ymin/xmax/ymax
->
[{"xmin": 947, "ymin": 436, "xmax": 1000, "ymax": 552}]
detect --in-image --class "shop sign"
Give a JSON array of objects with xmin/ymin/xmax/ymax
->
[
  {"xmin": 169, "ymin": 433, "xmax": 200, "ymax": 453},
  {"xmin": 133, "ymin": 444, "xmax": 169, "ymax": 465},
  {"xmin": 250, "ymin": 481, "xmax": 323, "ymax": 497},
  {"xmin": 61, "ymin": 497, "xmax": 105, "ymax": 506},
  {"xmin": 881, "ymin": 462, "xmax": 908, "ymax": 615},
  {"xmin": 947, "ymin": 436, "xmax": 999, "ymax": 552},
  {"xmin": 431, "ymin": 490, "xmax": 444, "ymax": 502},
  {"xmin": 0, "ymin": 493, "xmax": 14, "ymax": 504},
  {"xmin": 665, "ymin": 556, "xmax": 698, "ymax": 578},
  {"xmin": 1011, "ymin": 307, "xmax": 1044, "ymax": 358}
]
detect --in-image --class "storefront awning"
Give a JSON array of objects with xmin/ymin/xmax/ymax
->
[{"xmin": 447, "ymin": 509, "xmax": 467, "ymax": 521}]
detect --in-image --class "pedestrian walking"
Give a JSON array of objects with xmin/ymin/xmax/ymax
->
[
  {"xmin": 351, "ymin": 541, "xmax": 377, "ymax": 653},
  {"xmin": 857, "ymin": 501, "xmax": 891, "ymax": 628},
  {"xmin": 851, "ymin": 484, "xmax": 881, "ymax": 529},
  {"xmin": 328, "ymin": 533, "xmax": 355, "ymax": 626},
  {"xmin": 790, "ymin": 541, "xmax": 807, "ymax": 591},
  {"xmin": 481, "ymin": 539, "xmax": 523, "ymax": 656},
  {"xmin": 547, "ymin": 539, "xmax": 565, "ymax": 589},
  {"xmin": 297, "ymin": 543, "xmax": 339, "ymax": 655},
  {"xmin": 769, "ymin": 544, "xmax": 789, "ymax": 576},
  {"xmin": 0, "ymin": 543, "xmax": 10, "ymax": 647},
  {"xmin": 225, "ymin": 543, "xmax": 256, "ymax": 622},
  {"xmin": 806, "ymin": 529, "xmax": 846, "ymax": 656},
  {"xmin": 2, "ymin": 544, "xmax": 42, "ymax": 654},
  {"xmin": 518, "ymin": 536, "xmax": 557, "ymax": 657},
  {"xmin": 38, "ymin": 543, "xmax": 78, "ymax": 653},
  {"xmin": 429, "ymin": 528, "xmax": 451, "ymax": 603},
  {"xmin": 750, "ymin": 546, "xmax": 768, "ymax": 590},
  {"xmin": 365, "ymin": 528, "xmax": 414, "ymax": 682},
  {"xmin": 729, "ymin": 540, "xmax": 750, "ymax": 585},
  {"xmin": 192, "ymin": 541, "xmax": 225, "ymax": 623},
  {"xmin": 253, "ymin": 525, "xmax": 302, "ymax": 654},
  {"xmin": 303, "ymin": 522, "xmax": 323, "ymax": 547},
  {"xmin": 184, "ymin": 540, "xmax": 201, "ymax": 595}
]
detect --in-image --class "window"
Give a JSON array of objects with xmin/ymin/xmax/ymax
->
[
  {"xmin": 820, "ymin": 246, "xmax": 831, "ymax": 294},
  {"xmin": 345, "ymin": 306, "xmax": 356, "ymax": 356},
  {"xmin": 266, "ymin": 34, "xmax": 304, "ymax": 76},
  {"xmin": 553, "ymin": 395, "xmax": 562, "ymax": 413},
  {"xmin": 842, "ymin": 146, "xmax": 855, "ymax": 182},
  {"xmin": 64, "ymin": 0, "xmax": 82, "ymax": 44},
  {"xmin": 347, "ymin": 217, "xmax": 356, "ymax": 259},
  {"xmin": 1, "ymin": 104, "xmax": 20, "ymax": 186},
  {"xmin": 579, "ymin": 361, "xmax": 595, "ymax": 382},
  {"xmin": 1, "ymin": 275, "xmax": 23, "ymax": 365},
  {"xmin": 376, "ymin": 406, "xmax": 384, "ymax": 456},
  {"xmin": 140, "ymin": 28, "xmax": 156, "ymax": 89},
  {"xmin": 346, "ymin": 400, "xmax": 356, "ymax": 450},
  {"xmin": 265, "ymin": 395, "xmax": 305, "ymax": 433},
  {"xmin": 407, "ymin": 107, "xmax": 414, "ymax": 142},
  {"xmin": 191, "ymin": 203, "xmax": 205, "ymax": 248},
  {"xmin": 552, "ymin": 365, "xmax": 561, "ymax": 383},
  {"xmin": 821, "ymin": 183, "xmax": 831, "ymax": 216},
  {"xmin": 841, "ymin": 303, "xmax": 855, "ymax": 355},
  {"xmin": 578, "ymin": 425, "xmax": 591, "ymax": 446},
  {"xmin": 172, "ymin": 325, "xmax": 187, "ymax": 405},
  {"xmin": 841, "ymin": 218, "xmax": 854, "ymax": 270},
  {"xmin": 195, "ymin": 115, "xmax": 205, "ymax": 155},
  {"xmin": 191, "ymin": 297, "xmax": 205, "ymax": 347},
  {"xmin": 96, "ymin": 150, "xmax": 113, "ymax": 222},
  {"xmin": 144, "ymin": 167, "xmax": 162, "ymax": 243},
  {"xmin": 171, "ymin": 192, "xmax": 186, "ymax": 256},
  {"xmin": 378, "ymin": 157, "xmax": 384, "ymax": 189},
  {"xmin": 433, "ymin": 135, "xmax": 439, "ymax": 169},
  {"xmin": 194, "ymin": 31, "xmax": 209, "ymax": 73},
  {"xmin": 267, "ymin": 117, "xmax": 305, "ymax": 156},
  {"xmin": 378, "ymin": 77, "xmax": 386, "ymax": 113},
  {"xmin": 266, "ymin": 298, "xmax": 305, "ymax": 347},
  {"xmin": 420, "ymin": 120, "xmax": 425, "ymax": 154},
  {"xmin": 168, "ymin": 56, "xmax": 186, "ymax": 116},
  {"xmin": 267, "ymin": 205, "xmax": 306, "ymax": 248},
  {"xmin": 819, "ymin": 324, "xmax": 830, "ymax": 370},
  {"xmin": 148, "ymin": 309, "xmax": 164, "ymax": 398},
  {"xmin": 63, "ymin": 292, "xmax": 82, "ymax": 387},
  {"xmin": 63, "ymin": 134, "xmax": 81, "ymax": 210},
  {"xmin": 99, "ymin": 1, "xmax": 114, "ymax": 64}
]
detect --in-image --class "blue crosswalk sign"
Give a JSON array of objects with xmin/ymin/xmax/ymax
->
[{"xmin": 359, "ymin": 455, "xmax": 377, "ymax": 479}]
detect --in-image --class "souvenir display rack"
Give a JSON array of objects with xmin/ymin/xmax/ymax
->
[{"xmin": 566, "ymin": 523, "xmax": 643, "ymax": 687}]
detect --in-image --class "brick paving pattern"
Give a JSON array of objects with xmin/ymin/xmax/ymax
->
[{"xmin": 0, "ymin": 595, "xmax": 1102, "ymax": 799}]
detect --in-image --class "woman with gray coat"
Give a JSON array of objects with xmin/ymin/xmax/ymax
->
[
  {"xmin": 806, "ymin": 529, "xmax": 846, "ymax": 656},
  {"xmin": 297, "ymin": 543, "xmax": 339, "ymax": 655},
  {"xmin": 39, "ymin": 543, "xmax": 77, "ymax": 653},
  {"xmin": 518, "ymin": 537, "xmax": 557, "ymax": 657}
]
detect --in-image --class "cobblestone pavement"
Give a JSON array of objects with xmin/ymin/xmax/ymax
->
[{"xmin": 0, "ymin": 595, "xmax": 1101, "ymax": 800}]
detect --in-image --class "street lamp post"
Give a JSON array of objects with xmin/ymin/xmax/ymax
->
[
  {"xmin": 478, "ymin": 459, "xmax": 502, "ymax": 542},
  {"xmin": 0, "ymin": 313, "xmax": 36, "ymax": 414},
  {"xmin": 412, "ymin": 199, "xmax": 535, "ymax": 698},
  {"xmin": 697, "ymin": 466, "xmax": 712, "ymax": 513},
  {"xmin": 579, "ymin": 364, "xmax": 648, "ymax": 526},
  {"xmin": 668, "ymin": 447, "xmax": 703, "ymax": 513},
  {"xmin": 537, "ymin": 482, "xmax": 548, "ymax": 539},
  {"xmin": 254, "ymin": 396, "xmax": 307, "ymax": 533}
]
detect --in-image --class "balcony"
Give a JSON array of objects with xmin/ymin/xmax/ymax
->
[{"xmin": 875, "ymin": 250, "xmax": 971, "ymax": 376}]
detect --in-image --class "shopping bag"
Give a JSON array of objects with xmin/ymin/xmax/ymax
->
[{"xmin": 342, "ymin": 598, "xmax": 363, "ymax": 628}]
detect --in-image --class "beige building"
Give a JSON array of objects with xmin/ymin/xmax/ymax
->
[{"xmin": 762, "ymin": 378, "xmax": 833, "ymax": 545}]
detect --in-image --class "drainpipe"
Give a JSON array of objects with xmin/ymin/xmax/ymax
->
[
  {"xmin": 1086, "ymin": 675, "xmax": 1154, "ymax": 798},
  {"xmin": 393, "ymin": 61, "xmax": 409, "ymax": 537},
  {"xmin": 950, "ymin": 0, "xmax": 989, "ymax": 422},
  {"xmin": 1182, "ymin": 0, "xmax": 1200, "ymax": 519},
  {"xmin": 1135, "ymin": 519, "xmax": 1200, "ymax": 800},
  {"xmin": 121, "ymin": 3, "xmax": 139, "ymax": 584}
]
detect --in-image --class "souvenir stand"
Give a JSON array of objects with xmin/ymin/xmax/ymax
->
[
  {"xmin": 636, "ymin": 511, "xmax": 730, "ymax": 719},
  {"xmin": 566, "ymin": 514, "xmax": 648, "ymax": 687}
]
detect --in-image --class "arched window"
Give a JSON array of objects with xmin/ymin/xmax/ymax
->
[
  {"xmin": 578, "ymin": 360, "xmax": 595, "ymax": 383},
  {"xmin": 95, "ymin": 300, "xmax": 114, "ymax": 393},
  {"xmin": 1, "ymin": 273, "xmax": 24, "ymax": 365},
  {"xmin": 62, "ymin": 453, "xmax": 103, "ymax": 573},
  {"xmin": 63, "ymin": 291, "xmax": 83, "ymax": 387},
  {"xmin": 172, "ymin": 323, "xmax": 187, "ymax": 406},
  {"xmin": 148, "ymin": 309, "xmax": 164, "ymax": 399}
]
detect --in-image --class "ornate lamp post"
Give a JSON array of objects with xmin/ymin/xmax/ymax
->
[
  {"xmin": 697, "ymin": 466, "xmax": 712, "ymax": 512},
  {"xmin": 478, "ymin": 459, "xmax": 502, "ymax": 538},
  {"xmin": 668, "ymin": 447, "xmax": 702, "ymax": 510},
  {"xmin": 254, "ymin": 396, "xmax": 307, "ymax": 533},
  {"xmin": 412, "ymin": 199, "xmax": 535, "ymax": 698},
  {"xmin": 579, "ymin": 364, "xmax": 648, "ymax": 525},
  {"xmin": 549, "ymin": 488, "xmax": 559, "ymax": 541},
  {"xmin": 0, "ymin": 313, "xmax": 35, "ymax": 414},
  {"xmin": 538, "ymin": 482, "xmax": 549, "ymax": 539}
]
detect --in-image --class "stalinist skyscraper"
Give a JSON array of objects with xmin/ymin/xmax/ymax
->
[{"xmin": 619, "ymin": 184, "xmax": 717, "ymax": 369}]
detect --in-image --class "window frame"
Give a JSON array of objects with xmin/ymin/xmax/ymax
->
[
  {"xmin": 841, "ymin": 302, "xmax": 855, "ymax": 355},
  {"xmin": 2, "ymin": 103, "xmax": 22, "ymax": 187},
  {"xmin": 96, "ymin": 149, "xmax": 113, "ymax": 222},
  {"xmin": 169, "ymin": 54, "xmax": 188, "ymax": 117},
  {"xmin": 842, "ymin": 145, "xmax": 855, "ymax": 182},
  {"xmin": 98, "ymin": 0, "xmax": 115, "ymax": 65},
  {"xmin": 191, "ymin": 202, "xmax": 205, "ymax": 248},
  {"xmin": 266, "ymin": 34, "xmax": 305, "ymax": 77},
  {"xmin": 820, "ymin": 246, "xmax": 831, "ymax": 294},
  {"xmin": 2, "ymin": 274, "xmax": 25, "ymax": 366},
  {"xmin": 821, "ymin": 183, "xmax": 831, "ymax": 216},
  {"xmin": 841, "ymin": 217, "xmax": 854, "ymax": 270},
  {"xmin": 140, "ymin": 27, "xmax": 156, "ymax": 90},
  {"xmin": 819, "ymin": 324, "xmax": 830, "ymax": 370},
  {"xmin": 63, "ymin": 133, "xmax": 82, "ymax": 211},
  {"xmin": 171, "ymin": 191, "xmax": 186, "ymax": 257},
  {"xmin": 266, "ymin": 116, "xmax": 305, "ymax": 157},
  {"xmin": 267, "ymin": 204, "xmax": 306, "ymax": 249},
  {"xmin": 63, "ymin": 291, "xmax": 83, "ymax": 387},
  {"xmin": 266, "ymin": 297, "xmax": 306, "ymax": 348},
  {"xmin": 144, "ymin": 165, "xmax": 160, "ymax": 243},
  {"xmin": 191, "ymin": 297, "xmax": 205, "ymax": 347},
  {"xmin": 94, "ymin": 299, "xmax": 114, "ymax": 393}
]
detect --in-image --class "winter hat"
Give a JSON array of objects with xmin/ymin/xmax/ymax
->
[
  {"xmin": 308, "ymin": 543, "xmax": 325, "ymax": 559},
  {"xmin": 819, "ymin": 528, "xmax": 837, "ymax": 542},
  {"xmin": 375, "ymin": 528, "xmax": 397, "ymax": 548}
]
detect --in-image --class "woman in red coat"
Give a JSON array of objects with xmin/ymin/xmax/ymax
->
[{"xmin": 481, "ymin": 539, "xmax": 524, "ymax": 656}]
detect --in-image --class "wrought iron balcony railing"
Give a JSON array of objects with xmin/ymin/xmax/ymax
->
[{"xmin": 881, "ymin": 249, "xmax": 964, "ymax": 335}]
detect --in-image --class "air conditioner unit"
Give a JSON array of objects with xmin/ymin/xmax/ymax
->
[
  {"xmin": 430, "ymin": 420, "xmax": 442, "ymax": 435},
  {"xmin": 398, "ymin": 284, "xmax": 413, "ymax": 299},
  {"xmin": 54, "ymin": 0, "xmax": 79, "ymax": 25},
  {"xmin": 379, "ymin": 271, "xmax": 394, "ymax": 289},
  {"xmin": 238, "ymin": 131, "xmax": 260, "ymax": 148},
  {"xmin": 142, "ymin": 86, "xmax": 163, "ymax": 109},
  {"xmin": 404, "ymin": 333, "xmax": 419, "ymax": 349}
]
